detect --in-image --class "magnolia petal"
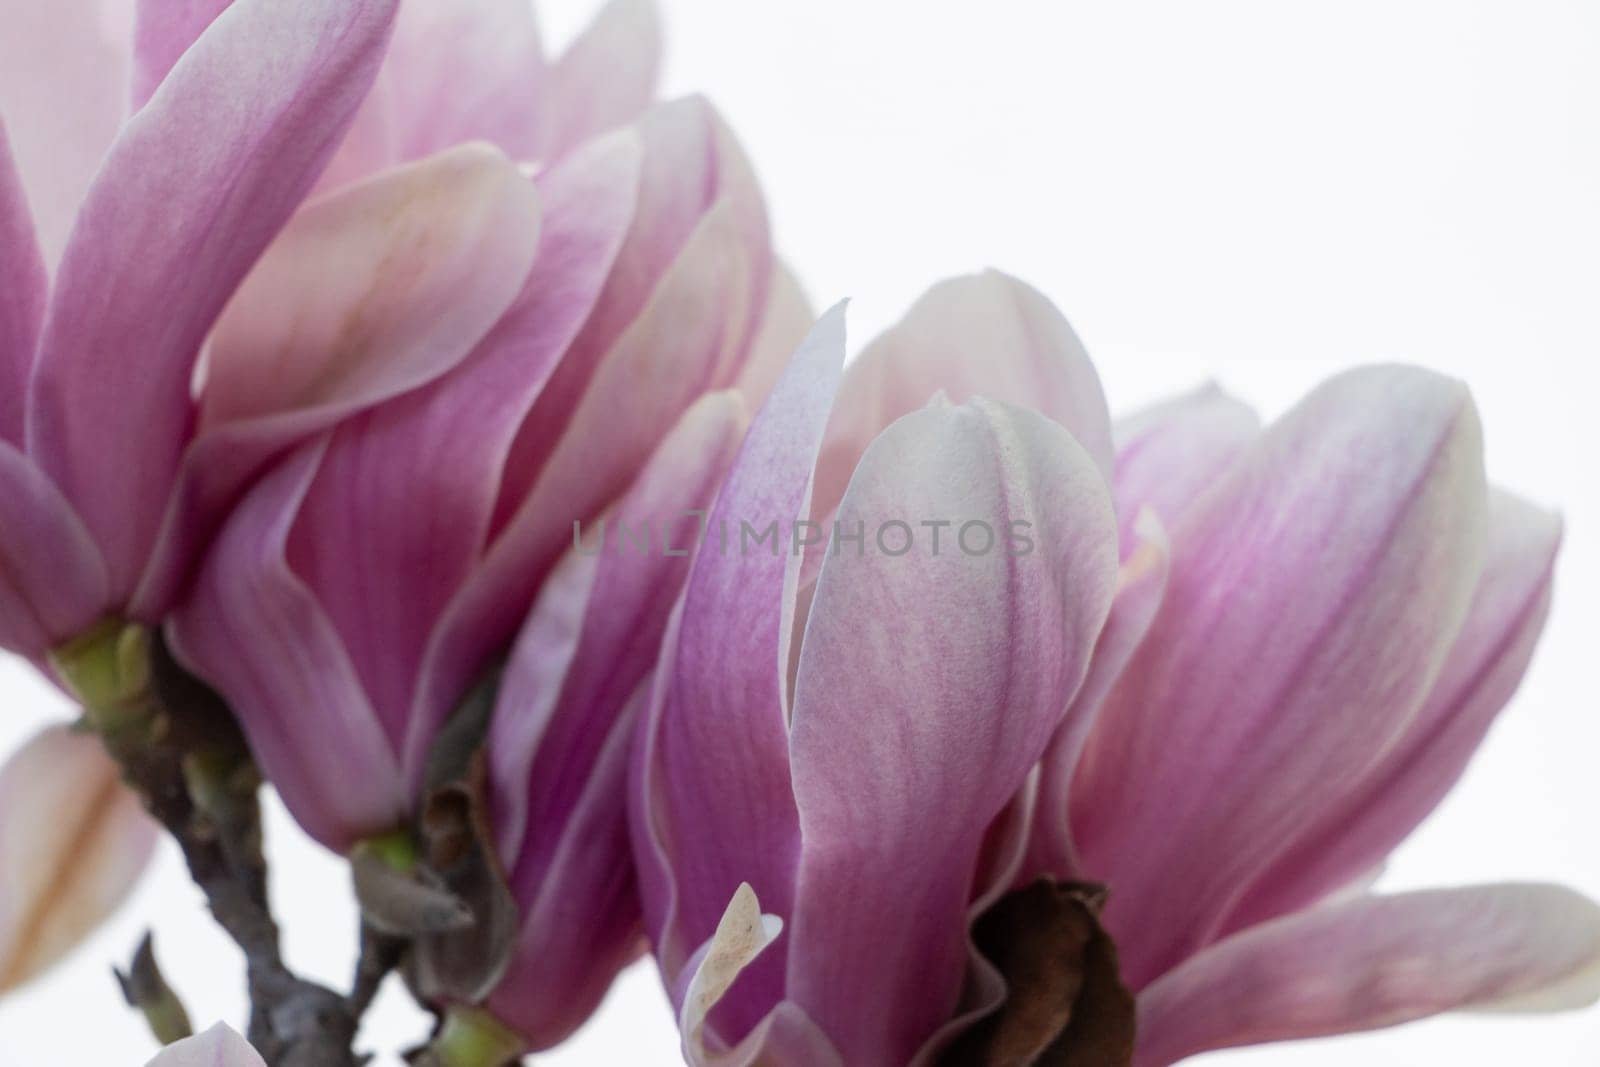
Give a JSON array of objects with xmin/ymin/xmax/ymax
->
[
  {"xmin": 672, "ymin": 890, "xmax": 845, "ymax": 1067},
  {"xmin": 493, "ymin": 97, "xmax": 767, "ymax": 515},
  {"xmin": 0, "ymin": 726, "xmax": 158, "ymax": 993},
  {"xmin": 0, "ymin": 441, "xmax": 111, "ymax": 656},
  {"xmin": 680, "ymin": 884, "xmax": 785, "ymax": 1064},
  {"xmin": 1111, "ymin": 383, "xmax": 1259, "ymax": 553},
  {"xmin": 544, "ymin": 0, "xmax": 662, "ymax": 158},
  {"xmin": 420, "ymin": 118, "xmax": 768, "ymax": 788},
  {"xmin": 167, "ymin": 442, "xmax": 407, "ymax": 852},
  {"xmin": 903, "ymin": 774, "xmax": 1043, "ymax": 1067},
  {"xmin": 490, "ymin": 390, "xmax": 745, "ymax": 865},
  {"xmin": 309, "ymin": 81, "xmax": 399, "ymax": 196},
  {"xmin": 734, "ymin": 261, "xmax": 816, "ymax": 412},
  {"xmin": 130, "ymin": 0, "xmax": 231, "ymax": 108},
  {"xmin": 144, "ymin": 1024, "xmax": 266, "ymax": 1067},
  {"xmin": 496, "ymin": 196, "xmax": 760, "ymax": 551},
  {"xmin": 272, "ymin": 174, "xmax": 556, "ymax": 760},
  {"xmin": 1133, "ymin": 885, "xmax": 1600, "ymax": 1067},
  {"xmin": 132, "ymin": 143, "xmax": 542, "ymax": 618},
  {"xmin": 1026, "ymin": 508, "xmax": 1170, "ymax": 884},
  {"xmin": 633, "ymin": 306, "xmax": 846, "ymax": 1009},
  {"xmin": 28, "ymin": 0, "xmax": 399, "ymax": 601},
  {"xmin": 483, "ymin": 397, "xmax": 746, "ymax": 1046},
  {"xmin": 0, "ymin": 119, "xmax": 46, "ymax": 448},
  {"xmin": 484, "ymin": 695, "xmax": 646, "ymax": 1050},
  {"xmin": 1218, "ymin": 490, "xmax": 1564, "ymax": 935},
  {"xmin": 365, "ymin": 103, "xmax": 728, "ymax": 646},
  {"xmin": 377, "ymin": 0, "xmax": 547, "ymax": 165},
  {"xmin": 786, "ymin": 398, "xmax": 1120, "ymax": 1066},
  {"xmin": 384, "ymin": 130, "xmax": 643, "ymax": 791},
  {"xmin": 197, "ymin": 143, "xmax": 538, "ymax": 433},
  {"xmin": 0, "ymin": 0, "xmax": 130, "ymax": 265},
  {"xmin": 1073, "ymin": 365, "xmax": 1489, "ymax": 989},
  {"xmin": 811, "ymin": 270, "xmax": 1115, "ymax": 536}
]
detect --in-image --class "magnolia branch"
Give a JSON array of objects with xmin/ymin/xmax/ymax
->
[{"xmin": 67, "ymin": 626, "xmax": 392, "ymax": 1067}]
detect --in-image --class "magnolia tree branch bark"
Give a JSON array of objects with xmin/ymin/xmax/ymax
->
[{"xmin": 58, "ymin": 624, "xmax": 398, "ymax": 1067}]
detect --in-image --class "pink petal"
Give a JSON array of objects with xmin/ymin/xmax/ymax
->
[
  {"xmin": 490, "ymin": 391, "xmax": 746, "ymax": 867},
  {"xmin": 676, "ymin": 887, "xmax": 845, "ymax": 1067},
  {"xmin": 1025, "ymin": 509, "xmax": 1170, "ymax": 883},
  {"xmin": 1072, "ymin": 365, "xmax": 1490, "ymax": 989},
  {"xmin": 1112, "ymin": 383, "xmax": 1259, "ymax": 554},
  {"xmin": 544, "ymin": 0, "xmax": 662, "ymax": 158},
  {"xmin": 0, "ymin": 0, "xmax": 130, "ymax": 265},
  {"xmin": 167, "ymin": 441, "xmax": 407, "ymax": 852},
  {"xmin": 733, "ymin": 261, "xmax": 816, "ymax": 412},
  {"xmin": 1217, "ymin": 490, "xmax": 1563, "ymax": 935},
  {"xmin": 196, "ymin": 144, "xmax": 536, "ymax": 435},
  {"xmin": 486, "ymin": 396, "xmax": 747, "ymax": 1044},
  {"xmin": 415, "ymin": 105, "xmax": 770, "ymax": 782},
  {"xmin": 811, "ymin": 270, "xmax": 1114, "ymax": 538},
  {"xmin": 0, "ymin": 725, "xmax": 158, "ymax": 993},
  {"xmin": 1134, "ymin": 885, "xmax": 1600, "ymax": 1067},
  {"xmin": 275, "ymin": 185, "xmax": 565, "ymax": 763},
  {"xmin": 27, "ymin": 0, "xmax": 399, "ymax": 601},
  {"xmin": 145, "ymin": 1024, "xmax": 266, "ymax": 1067},
  {"xmin": 377, "ymin": 0, "xmax": 547, "ymax": 165},
  {"xmin": 631, "ymin": 305, "xmax": 846, "ymax": 1009},
  {"xmin": 491, "ymin": 192, "xmax": 763, "ymax": 550},
  {"xmin": 308, "ymin": 83, "xmax": 398, "ymax": 197},
  {"xmin": 485, "ymin": 697, "xmax": 645, "ymax": 1051},
  {"xmin": 0, "ymin": 442, "xmax": 110, "ymax": 656},
  {"xmin": 0, "ymin": 119, "xmax": 46, "ymax": 448},
  {"xmin": 492, "ymin": 97, "xmax": 768, "ymax": 519},
  {"xmin": 129, "ymin": 0, "xmax": 231, "ymax": 109},
  {"xmin": 382, "ymin": 130, "xmax": 642, "ymax": 791},
  {"xmin": 785, "ymin": 398, "xmax": 1120, "ymax": 1065},
  {"xmin": 132, "ymin": 143, "xmax": 543, "ymax": 618}
]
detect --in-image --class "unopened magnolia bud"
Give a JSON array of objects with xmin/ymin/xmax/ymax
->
[{"xmin": 115, "ymin": 932, "xmax": 194, "ymax": 1046}]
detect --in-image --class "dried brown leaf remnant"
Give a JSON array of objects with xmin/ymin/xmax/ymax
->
[{"xmin": 940, "ymin": 879, "xmax": 1135, "ymax": 1066}]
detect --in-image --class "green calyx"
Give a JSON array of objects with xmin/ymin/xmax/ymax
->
[
  {"xmin": 50, "ymin": 619, "xmax": 155, "ymax": 731},
  {"xmin": 429, "ymin": 1007, "xmax": 528, "ymax": 1067},
  {"xmin": 354, "ymin": 829, "xmax": 421, "ymax": 875}
]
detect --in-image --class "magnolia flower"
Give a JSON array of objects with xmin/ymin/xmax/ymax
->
[
  {"xmin": 630, "ymin": 293, "xmax": 1123, "ymax": 1064},
  {"xmin": 1024, "ymin": 374, "xmax": 1600, "ymax": 1065},
  {"xmin": 0, "ymin": 0, "xmax": 411, "ymax": 665},
  {"xmin": 168, "ymin": 50, "xmax": 806, "ymax": 1056},
  {"xmin": 398, "ymin": 393, "xmax": 751, "ymax": 1059},
  {"xmin": 0, "ymin": 0, "xmax": 697, "ymax": 1015},
  {"xmin": 170, "ymin": 89, "xmax": 796, "ymax": 844},
  {"xmin": 0, "ymin": 725, "xmax": 157, "ymax": 994},
  {"xmin": 0, "ymin": 0, "xmax": 662, "ymax": 670},
  {"xmin": 630, "ymin": 276, "xmax": 1600, "ymax": 1065}
]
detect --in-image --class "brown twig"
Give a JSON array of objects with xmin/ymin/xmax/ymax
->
[{"xmin": 67, "ymin": 626, "xmax": 390, "ymax": 1067}]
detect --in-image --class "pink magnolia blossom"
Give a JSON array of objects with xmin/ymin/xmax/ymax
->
[
  {"xmin": 164, "ymin": 13, "xmax": 808, "ymax": 1042},
  {"xmin": 0, "ymin": 0, "xmax": 662, "ymax": 665},
  {"xmin": 630, "ymin": 291, "xmax": 1122, "ymax": 1065},
  {"xmin": 630, "ymin": 274, "xmax": 1600, "ymax": 1065},
  {"xmin": 0, "ymin": 0, "xmax": 414, "ymax": 659},
  {"xmin": 168, "ymin": 88, "xmax": 798, "ymax": 843},
  {"xmin": 0, "ymin": 0, "xmax": 710, "ymax": 1014},
  {"xmin": 1025, "ymin": 375, "xmax": 1600, "ymax": 1065},
  {"xmin": 171, "ymin": 90, "xmax": 802, "ymax": 1055}
]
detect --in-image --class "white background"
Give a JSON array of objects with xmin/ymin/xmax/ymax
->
[{"xmin": 2, "ymin": 0, "xmax": 1597, "ymax": 1063}]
